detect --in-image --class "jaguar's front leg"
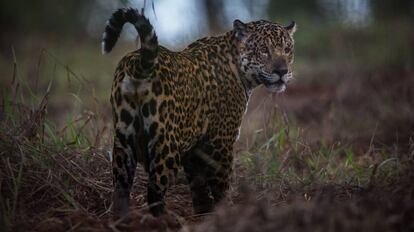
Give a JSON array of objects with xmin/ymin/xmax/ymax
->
[{"xmin": 206, "ymin": 141, "xmax": 234, "ymax": 206}]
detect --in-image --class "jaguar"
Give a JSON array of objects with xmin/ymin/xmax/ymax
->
[{"xmin": 102, "ymin": 8, "xmax": 296, "ymax": 216}]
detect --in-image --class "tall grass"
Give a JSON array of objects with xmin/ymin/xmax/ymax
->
[{"xmin": 0, "ymin": 50, "xmax": 112, "ymax": 231}]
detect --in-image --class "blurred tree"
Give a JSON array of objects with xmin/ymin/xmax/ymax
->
[
  {"xmin": 370, "ymin": 0, "xmax": 414, "ymax": 20},
  {"xmin": 0, "ymin": 0, "xmax": 93, "ymax": 36},
  {"xmin": 202, "ymin": 0, "xmax": 225, "ymax": 33},
  {"xmin": 267, "ymin": 0, "xmax": 323, "ymax": 22}
]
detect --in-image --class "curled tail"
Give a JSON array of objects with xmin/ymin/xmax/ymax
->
[{"xmin": 102, "ymin": 8, "xmax": 158, "ymax": 74}]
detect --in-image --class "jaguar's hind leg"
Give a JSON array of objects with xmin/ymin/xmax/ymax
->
[
  {"xmin": 112, "ymin": 132, "xmax": 138, "ymax": 217},
  {"xmin": 111, "ymin": 100, "xmax": 141, "ymax": 217}
]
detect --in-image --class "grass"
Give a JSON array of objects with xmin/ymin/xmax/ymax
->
[
  {"xmin": 235, "ymin": 109, "xmax": 411, "ymax": 193},
  {"xmin": 0, "ymin": 51, "xmax": 113, "ymax": 231}
]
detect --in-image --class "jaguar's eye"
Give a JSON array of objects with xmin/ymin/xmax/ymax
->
[
  {"xmin": 284, "ymin": 47, "xmax": 291, "ymax": 53},
  {"xmin": 261, "ymin": 47, "xmax": 269, "ymax": 57}
]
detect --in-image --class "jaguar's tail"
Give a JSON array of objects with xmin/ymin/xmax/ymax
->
[{"xmin": 102, "ymin": 8, "xmax": 158, "ymax": 74}]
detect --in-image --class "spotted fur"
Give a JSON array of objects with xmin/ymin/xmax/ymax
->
[{"xmin": 103, "ymin": 8, "xmax": 296, "ymax": 216}]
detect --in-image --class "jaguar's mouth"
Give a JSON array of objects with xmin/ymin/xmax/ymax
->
[
  {"xmin": 264, "ymin": 79, "xmax": 286, "ymax": 93},
  {"xmin": 260, "ymin": 73, "xmax": 287, "ymax": 93}
]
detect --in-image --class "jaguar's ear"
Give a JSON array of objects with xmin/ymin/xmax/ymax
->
[
  {"xmin": 233, "ymin": 19, "xmax": 248, "ymax": 41},
  {"xmin": 284, "ymin": 21, "xmax": 297, "ymax": 36}
]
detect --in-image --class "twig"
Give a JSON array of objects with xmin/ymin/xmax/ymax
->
[
  {"xmin": 35, "ymin": 48, "xmax": 44, "ymax": 93},
  {"xmin": 367, "ymin": 122, "xmax": 378, "ymax": 155},
  {"xmin": 11, "ymin": 46, "xmax": 20, "ymax": 104},
  {"xmin": 151, "ymin": 0, "xmax": 157, "ymax": 20},
  {"xmin": 11, "ymin": 46, "xmax": 17, "ymax": 85},
  {"xmin": 107, "ymin": 216, "xmax": 128, "ymax": 232},
  {"xmin": 40, "ymin": 48, "xmax": 91, "ymax": 85}
]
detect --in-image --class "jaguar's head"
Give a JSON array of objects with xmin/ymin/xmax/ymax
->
[{"xmin": 234, "ymin": 19, "xmax": 296, "ymax": 93}]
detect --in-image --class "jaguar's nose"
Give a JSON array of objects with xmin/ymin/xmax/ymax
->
[{"xmin": 273, "ymin": 68, "xmax": 288, "ymax": 77}]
